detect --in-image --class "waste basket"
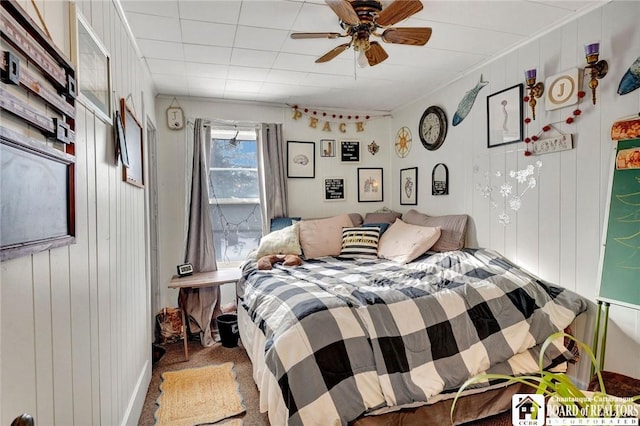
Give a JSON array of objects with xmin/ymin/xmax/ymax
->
[{"xmin": 216, "ymin": 313, "xmax": 239, "ymax": 348}]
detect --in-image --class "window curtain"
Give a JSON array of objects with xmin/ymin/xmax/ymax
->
[
  {"xmin": 257, "ymin": 123, "xmax": 288, "ymax": 234},
  {"xmin": 182, "ymin": 118, "xmax": 220, "ymax": 347}
]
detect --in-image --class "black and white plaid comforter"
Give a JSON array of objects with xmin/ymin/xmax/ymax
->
[{"xmin": 240, "ymin": 248, "xmax": 588, "ymax": 425}]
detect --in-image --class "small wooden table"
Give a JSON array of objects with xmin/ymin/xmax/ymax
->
[{"xmin": 168, "ymin": 269, "xmax": 242, "ymax": 361}]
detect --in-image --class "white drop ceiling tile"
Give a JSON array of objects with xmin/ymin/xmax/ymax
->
[
  {"xmin": 181, "ymin": 20, "xmax": 236, "ymax": 47},
  {"xmin": 304, "ymin": 73, "xmax": 361, "ymax": 89},
  {"xmin": 126, "ymin": 13, "xmax": 182, "ymax": 42},
  {"xmin": 146, "ymin": 58, "xmax": 187, "ymax": 75},
  {"xmin": 187, "ymin": 76, "xmax": 226, "ymax": 97},
  {"xmin": 121, "ymin": 1, "xmax": 179, "ymax": 17},
  {"xmin": 265, "ymin": 69, "xmax": 308, "ymax": 85},
  {"xmin": 183, "ymin": 44, "xmax": 232, "ymax": 64},
  {"xmin": 137, "ymin": 39, "xmax": 185, "ymax": 61},
  {"xmin": 227, "ymin": 66, "xmax": 269, "ymax": 82},
  {"xmin": 234, "ymin": 26, "xmax": 290, "ymax": 52},
  {"xmin": 185, "ymin": 62, "xmax": 228, "ymax": 79},
  {"xmin": 239, "ymin": 1, "xmax": 303, "ymax": 29},
  {"xmin": 225, "ymin": 79, "xmax": 263, "ymax": 93},
  {"xmin": 427, "ymin": 23, "xmax": 524, "ymax": 57},
  {"xmin": 291, "ymin": 2, "xmax": 341, "ymax": 32},
  {"xmin": 178, "ymin": 1, "xmax": 242, "ymax": 25},
  {"xmin": 229, "ymin": 48, "xmax": 278, "ymax": 68},
  {"xmin": 152, "ymin": 73, "xmax": 189, "ymax": 94}
]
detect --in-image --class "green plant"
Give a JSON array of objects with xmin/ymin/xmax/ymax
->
[{"xmin": 450, "ymin": 332, "xmax": 640, "ymax": 424}]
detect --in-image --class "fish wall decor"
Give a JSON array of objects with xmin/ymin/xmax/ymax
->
[
  {"xmin": 453, "ymin": 75, "xmax": 489, "ymax": 126},
  {"xmin": 618, "ymin": 56, "xmax": 640, "ymax": 95}
]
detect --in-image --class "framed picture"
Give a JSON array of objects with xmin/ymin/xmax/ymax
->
[
  {"xmin": 287, "ymin": 141, "xmax": 315, "ymax": 178},
  {"xmin": 432, "ymin": 163, "xmax": 449, "ymax": 195},
  {"xmin": 323, "ymin": 177, "xmax": 345, "ymax": 201},
  {"xmin": 486, "ymin": 83, "xmax": 523, "ymax": 148},
  {"xmin": 357, "ymin": 168, "xmax": 383, "ymax": 202},
  {"xmin": 114, "ymin": 110, "xmax": 129, "ymax": 167},
  {"xmin": 120, "ymin": 98, "xmax": 144, "ymax": 188},
  {"xmin": 341, "ymin": 140, "xmax": 360, "ymax": 163},
  {"xmin": 321, "ymin": 139, "xmax": 336, "ymax": 157},
  {"xmin": 72, "ymin": 7, "xmax": 112, "ymax": 123},
  {"xmin": 400, "ymin": 167, "xmax": 418, "ymax": 205}
]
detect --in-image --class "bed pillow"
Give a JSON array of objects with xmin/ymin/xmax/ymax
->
[
  {"xmin": 340, "ymin": 226, "xmax": 380, "ymax": 259},
  {"xmin": 363, "ymin": 210, "xmax": 402, "ymax": 224},
  {"xmin": 402, "ymin": 209, "xmax": 468, "ymax": 252},
  {"xmin": 270, "ymin": 216, "xmax": 301, "ymax": 232},
  {"xmin": 362, "ymin": 222, "xmax": 390, "ymax": 236},
  {"xmin": 378, "ymin": 219, "xmax": 441, "ymax": 263},
  {"xmin": 298, "ymin": 214, "xmax": 354, "ymax": 259},
  {"xmin": 256, "ymin": 223, "xmax": 302, "ymax": 258},
  {"xmin": 348, "ymin": 213, "xmax": 364, "ymax": 227}
]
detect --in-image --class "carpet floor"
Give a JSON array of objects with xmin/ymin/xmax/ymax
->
[{"xmin": 138, "ymin": 340, "xmax": 512, "ymax": 426}]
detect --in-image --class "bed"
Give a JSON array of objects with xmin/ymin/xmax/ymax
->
[{"xmin": 237, "ymin": 212, "xmax": 589, "ymax": 425}]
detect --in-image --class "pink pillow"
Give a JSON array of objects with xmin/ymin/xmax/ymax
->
[
  {"xmin": 378, "ymin": 219, "xmax": 441, "ymax": 263},
  {"xmin": 298, "ymin": 214, "xmax": 354, "ymax": 259}
]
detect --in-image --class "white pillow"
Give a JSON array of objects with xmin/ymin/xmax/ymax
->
[
  {"xmin": 298, "ymin": 214, "xmax": 354, "ymax": 259},
  {"xmin": 378, "ymin": 219, "xmax": 441, "ymax": 263},
  {"xmin": 256, "ymin": 223, "xmax": 302, "ymax": 258}
]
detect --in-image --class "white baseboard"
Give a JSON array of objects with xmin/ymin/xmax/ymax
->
[{"xmin": 121, "ymin": 359, "xmax": 152, "ymax": 426}]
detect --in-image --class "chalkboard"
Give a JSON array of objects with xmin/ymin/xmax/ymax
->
[
  {"xmin": 598, "ymin": 138, "xmax": 640, "ymax": 309},
  {"xmin": 0, "ymin": 131, "xmax": 76, "ymax": 261},
  {"xmin": 340, "ymin": 141, "xmax": 360, "ymax": 162},
  {"xmin": 324, "ymin": 177, "xmax": 345, "ymax": 201}
]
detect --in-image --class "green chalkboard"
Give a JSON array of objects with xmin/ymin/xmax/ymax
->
[{"xmin": 598, "ymin": 138, "xmax": 640, "ymax": 308}]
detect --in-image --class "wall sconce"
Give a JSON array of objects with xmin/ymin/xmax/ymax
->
[
  {"xmin": 584, "ymin": 42, "xmax": 608, "ymax": 105},
  {"xmin": 524, "ymin": 68, "xmax": 544, "ymax": 120}
]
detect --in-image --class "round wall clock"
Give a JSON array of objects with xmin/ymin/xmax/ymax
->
[
  {"xmin": 395, "ymin": 126, "xmax": 412, "ymax": 158},
  {"xmin": 419, "ymin": 105, "xmax": 448, "ymax": 151}
]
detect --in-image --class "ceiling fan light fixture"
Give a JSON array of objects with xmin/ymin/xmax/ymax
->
[{"xmin": 357, "ymin": 49, "xmax": 369, "ymax": 68}]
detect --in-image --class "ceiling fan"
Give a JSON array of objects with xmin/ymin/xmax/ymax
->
[{"xmin": 291, "ymin": 0, "xmax": 432, "ymax": 67}]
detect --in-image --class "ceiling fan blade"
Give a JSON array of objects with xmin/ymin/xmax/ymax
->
[
  {"xmin": 381, "ymin": 27, "xmax": 432, "ymax": 46},
  {"xmin": 316, "ymin": 43, "xmax": 351, "ymax": 63},
  {"xmin": 325, "ymin": 0, "xmax": 360, "ymax": 26},
  {"xmin": 376, "ymin": 0, "xmax": 423, "ymax": 27},
  {"xmin": 365, "ymin": 41, "xmax": 389, "ymax": 66},
  {"xmin": 291, "ymin": 32, "xmax": 344, "ymax": 39}
]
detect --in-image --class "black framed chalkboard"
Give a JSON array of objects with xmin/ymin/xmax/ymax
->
[
  {"xmin": 324, "ymin": 177, "xmax": 345, "ymax": 201},
  {"xmin": 598, "ymin": 138, "xmax": 640, "ymax": 308}
]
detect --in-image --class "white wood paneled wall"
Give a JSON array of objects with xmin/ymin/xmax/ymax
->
[
  {"xmin": 390, "ymin": 1, "xmax": 640, "ymax": 382},
  {"xmin": 1, "ymin": 0, "xmax": 156, "ymax": 424}
]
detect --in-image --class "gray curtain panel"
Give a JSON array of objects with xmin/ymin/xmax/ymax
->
[
  {"xmin": 183, "ymin": 118, "xmax": 220, "ymax": 347},
  {"xmin": 257, "ymin": 123, "xmax": 288, "ymax": 235}
]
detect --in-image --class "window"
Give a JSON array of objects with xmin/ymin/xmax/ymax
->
[{"xmin": 208, "ymin": 127, "xmax": 262, "ymax": 265}]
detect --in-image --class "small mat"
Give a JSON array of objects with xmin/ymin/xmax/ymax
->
[{"xmin": 155, "ymin": 362, "xmax": 245, "ymax": 426}]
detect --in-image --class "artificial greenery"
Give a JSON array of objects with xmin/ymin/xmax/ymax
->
[{"xmin": 450, "ymin": 332, "xmax": 639, "ymax": 423}]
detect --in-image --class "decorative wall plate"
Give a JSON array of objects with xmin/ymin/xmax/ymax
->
[
  {"xmin": 395, "ymin": 126, "xmax": 412, "ymax": 158},
  {"xmin": 545, "ymin": 68, "xmax": 580, "ymax": 111}
]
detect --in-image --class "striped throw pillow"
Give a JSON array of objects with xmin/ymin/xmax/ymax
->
[{"xmin": 340, "ymin": 227, "xmax": 380, "ymax": 259}]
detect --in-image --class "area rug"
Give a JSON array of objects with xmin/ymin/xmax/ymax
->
[{"xmin": 155, "ymin": 362, "xmax": 245, "ymax": 426}]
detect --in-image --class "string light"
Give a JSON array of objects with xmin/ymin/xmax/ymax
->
[{"xmin": 522, "ymin": 91, "xmax": 586, "ymax": 157}]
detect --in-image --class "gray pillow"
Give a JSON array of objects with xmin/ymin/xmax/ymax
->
[
  {"xmin": 402, "ymin": 209, "xmax": 468, "ymax": 252},
  {"xmin": 363, "ymin": 211, "xmax": 402, "ymax": 224}
]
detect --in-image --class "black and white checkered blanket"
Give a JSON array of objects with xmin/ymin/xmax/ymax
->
[{"xmin": 241, "ymin": 249, "xmax": 588, "ymax": 425}]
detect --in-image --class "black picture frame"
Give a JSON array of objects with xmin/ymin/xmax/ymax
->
[
  {"xmin": 341, "ymin": 140, "xmax": 360, "ymax": 163},
  {"xmin": 357, "ymin": 168, "xmax": 383, "ymax": 202},
  {"xmin": 487, "ymin": 83, "xmax": 524, "ymax": 148},
  {"xmin": 400, "ymin": 167, "xmax": 418, "ymax": 205},
  {"xmin": 432, "ymin": 163, "xmax": 449, "ymax": 195},
  {"xmin": 287, "ymin": 141, "xmax": 315, "ymax": 178},
  {"xmin": 321, "ymin": 139, "xmax": 336, "ymax": 157}
]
